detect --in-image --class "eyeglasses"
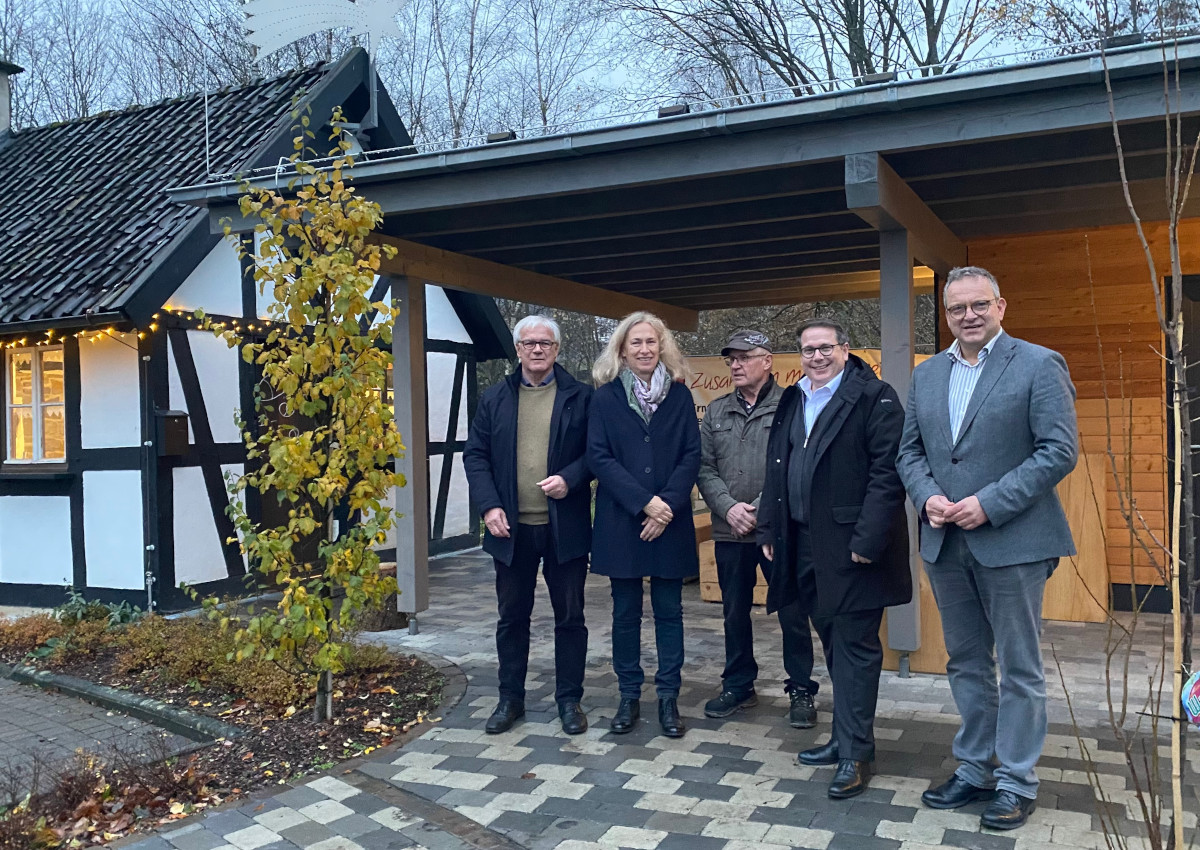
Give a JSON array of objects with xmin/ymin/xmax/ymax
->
[
  {"xmin": 945, "ymin": 299, "xmax": 996, "ymax": 320},
  {"xmin": 517, "ymin": 339, "xmax": 557, "ymax": 350},
  {"xmin": 799, "ymin": 343, "xmax": 844, "ymax": 359},
  {"xmin": 723, "ymin": 353, "xmax": 768, "ymax": 367}
]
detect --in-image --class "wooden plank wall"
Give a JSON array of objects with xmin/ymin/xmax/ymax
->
[{"xmin": 967, "ymin": 221, "xmax": 1200, "ymax": 589}]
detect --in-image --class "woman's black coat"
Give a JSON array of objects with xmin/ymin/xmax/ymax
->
[
  {"xmin": 757, "ymin": 355, "xmax": 912, "ymax": 617},
  {"xmin": 588, "ymin": 378, "xmax": 701, "ymax": 579}
]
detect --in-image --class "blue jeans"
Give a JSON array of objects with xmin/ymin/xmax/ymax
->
[
  {"xmin": 925, "ymin": 526, "xmax": 1050, "ymax": 799},
  {"xmin": 609, "ymin": 577, "xmax": 684, "ymax": 699},
  {"xmin": 494, "ymin": 524, "xmax": 588, "ymax": 706},
  {"xmin": 715, "ymin": 541, "xmax": 817, "ymax": 698}
]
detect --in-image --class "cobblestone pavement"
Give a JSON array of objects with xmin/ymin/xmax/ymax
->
[
  {"xmin": 127, "ymin": 550, "xmax": 1195, "ymax": 850},
  {"xmin": 0, "ymin": 677, "xmax": 190, "ymax": 790}
]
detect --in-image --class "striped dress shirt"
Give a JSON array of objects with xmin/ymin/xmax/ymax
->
[{"xmin": 947, "ymin": 330, "xmax": 1004, "ymax": 442}]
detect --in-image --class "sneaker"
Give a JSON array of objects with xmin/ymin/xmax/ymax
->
[
  {"xmin": 704, "ymin": 689, "xmax": 758, "ymax": 718},
  {"xmin": 788, "ymin": 689, "xmax": 816, "ymax": 729}
]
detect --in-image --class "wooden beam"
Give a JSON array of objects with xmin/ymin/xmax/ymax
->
[
  {"xmin": 656, "ymin": 268, "xmax": 936, "ymax": 309},
  {"xmin": 373, "ymin": 235, "xmax": 700, "ymax": 331},
  {"xmin": 845, "ymin": 153, "xmax": 967, "ymax": 277},
  {"xmin": 391, "ymin": 276, "xmax": 429, "ymax": 617}
]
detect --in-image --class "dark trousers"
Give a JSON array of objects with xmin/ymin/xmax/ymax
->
[
  {"xmin": 797, "ymin": 529, "xmax": 885, "ymax": 763},
  {"xmin": 610, "ymin": 577, "xmax": 684, "ymax": 700},
  {"xmin": 494, "ymin": 523, "xmax": 588, "ymax": 706},
  {"xmin": 715, "ymin": 541, "xmax": 817, "ymax": 698}
]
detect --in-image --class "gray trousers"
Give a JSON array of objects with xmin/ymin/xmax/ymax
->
[{"xmin": 925, "ymin": 527, "xmax": 1050, "ymax": 800}]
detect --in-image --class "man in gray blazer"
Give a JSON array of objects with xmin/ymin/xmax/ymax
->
[{"xmin": 896, "ymin": 266, "xmax": 1077, "ymax": 831}]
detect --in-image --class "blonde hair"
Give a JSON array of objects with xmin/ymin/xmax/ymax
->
[{"xmin": 593, "ymin": 311, "xmax": 693, "ymax": 385}]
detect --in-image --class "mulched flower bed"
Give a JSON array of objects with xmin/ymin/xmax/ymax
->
[{"xmin": 0, "ymin": 613, "xmax": 444, "ymax": 848}]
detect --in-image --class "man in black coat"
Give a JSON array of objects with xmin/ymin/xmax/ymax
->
[
  {"xmin": 758, "ymin": 318, "xmax": 912, "ymax": 799},
  {"xmin": 463, "ymin": 316, "xmax": 593, "ymax": 736}
]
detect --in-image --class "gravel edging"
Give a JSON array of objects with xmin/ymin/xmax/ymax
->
[{"xmin": 0, "ymin": 662, "xmax": 242, "ymax": 743}]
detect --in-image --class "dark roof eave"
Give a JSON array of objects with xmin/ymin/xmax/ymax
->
[
  {"xmin": 166, "ymin": 35, "xmax": 1200, "ymax": 208},
  {"xmin": 0, "ymin": 311, "xmax": 129, "ymax": 337}
]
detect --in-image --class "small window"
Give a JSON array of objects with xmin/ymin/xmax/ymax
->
[{"xmin": 5, "ymin": 347, "xmax": 66, "ymax": 463}]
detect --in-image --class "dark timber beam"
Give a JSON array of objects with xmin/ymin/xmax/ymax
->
[
  {"xmin": 658, "ymin": 268, "xmax": 936, "ymax": 309},
  {"xmin": 373, "ymin": 235, "xmax": 699, "ymax": 331},
  {"xmin": 878, "ymin": 228, "xmax": 922, "ymax": 664},
  {"xmin": 845, "ymin": 153, "xmax": 966, "ymax": 277}
]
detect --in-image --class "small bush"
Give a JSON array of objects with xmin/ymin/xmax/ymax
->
[
  {"xmin": 345, "ymin": 643, "xmax": 395, "ymax": 673},
  {"xmin": 43, "ymin": 619, "xmax": 112, "ymax": 667},
  {"xmin": 117, "ymin": 616, "xmax": 307, "ymax": 708},
  {"xmin": 0, "ymin": 615, "xmax": 64, "ymax": 655}
]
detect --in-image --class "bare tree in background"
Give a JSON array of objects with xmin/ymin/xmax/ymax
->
[
  {"xmin": 993, "ymin": 0, "xmax": 1198, "ymax": 54},
  {"xmin": 502, "ymin": 0, "xmax": 621, "ymax": 129},
  {"xmin": 429, "ymin": 0, "xmax": 515, "ymax": 141},
  {"xmin": 609, "ymin": 0, "xmax": 993, "ymax": 104}
]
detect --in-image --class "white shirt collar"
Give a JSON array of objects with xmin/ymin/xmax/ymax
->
[
  {"xmin": 948, "ymin": 328, "xmax": 1005, "ymax": 365},
  {"xmin": 798, "ymin": 365, "xmax": 846, "ymax": 398}
]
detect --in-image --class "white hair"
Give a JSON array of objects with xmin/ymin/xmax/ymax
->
[{"xmin": 512, "ymin": 315, "xmax": 562, "ymax": 345}]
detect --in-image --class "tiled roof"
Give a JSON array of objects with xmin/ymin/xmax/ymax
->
[{"xmin": 0, "ymin": 63, "xmax": 330, "ymax": 326}]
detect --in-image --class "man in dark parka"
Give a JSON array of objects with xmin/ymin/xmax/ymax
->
[
  {"xmin": 758, "ymin": 318, "xmax": 911, "ymax": 800},
  {"xmin": 463, "ymin": 316, "xmax": 593, "ymax": 737}
]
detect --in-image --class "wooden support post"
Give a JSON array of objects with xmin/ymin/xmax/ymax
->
[
  {"xmin": 879, "ymin": 228, "xmax": 922, "ymax": 668},
  {"xmin": 391, "ymin": 276, "xmax": 430, "ymax": 617}
]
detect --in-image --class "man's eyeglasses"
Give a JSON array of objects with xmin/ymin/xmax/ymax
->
[
  {"xmin": 723, "ymin": 353, "xmax": 768, "ymax": 367},
  {"xmin": 945, "ymin": 299, "xmax": 996, "ymax": 320},
  {"xmin": 800, "ymin": 343, "xmax": 844, "ymax": 359},
  {"xmin": 518, "ymin": 339, "xmax": 557, "ymax": 350}
]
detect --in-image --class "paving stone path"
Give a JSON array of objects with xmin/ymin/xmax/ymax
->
[
  {"xmin": 0, "ymin": 676, "xmax": 193, "ymax": 796},
  {"xmin": 124, "ymin": 550, "xmax": 1195, "ymax": 850}
]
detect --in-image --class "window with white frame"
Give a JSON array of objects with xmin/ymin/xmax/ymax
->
[{"xmin": 5, "ymin": 347, "xmax": 66, "ymax": 463}]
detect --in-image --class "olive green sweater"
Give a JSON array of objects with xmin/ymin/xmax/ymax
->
[{"xmin": 516, "ymin": 380, "xmax": 557, "ymax": 525}]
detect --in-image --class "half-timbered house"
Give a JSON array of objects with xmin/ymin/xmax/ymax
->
[{"xmin": 0, "ymin": 49, "xmax": 511, "ymax": 610}]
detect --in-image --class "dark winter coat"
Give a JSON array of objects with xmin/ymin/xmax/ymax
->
[
  {"xmin": 757, "ymin": 355, "xmax": 912, "ymax": 617},
  {"xmin": 463, "ymin": 364, "xmax": 593, "ymax": 565},
  {"xmin": 587, "ymin": 378, "xmax": 701, "ymax": 579}
]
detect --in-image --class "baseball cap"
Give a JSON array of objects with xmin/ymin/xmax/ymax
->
[{"xmin": 721, "ymin": 330, "xmax": 772, "ymax": 356}]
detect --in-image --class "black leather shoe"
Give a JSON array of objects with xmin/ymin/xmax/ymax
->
[
  {"xmin": 658, "ymin": 698, "xmax": 686, "ymax": 738},
  {"xmin": 921, "ymin": 774, "xmax": 996, "ymax": 809},
  {"xmin": 609, "ymin": 698, "xmax": 640, "ymax": 734},
  {"xmin": 797, "ymin": 739, "xmax": 839, "ymax": 766},
  {"xmin": 703, "ymin": 689, "xmax": 757, "ymax": 718},
  {"xmin": 485, "ymin": 699, "xmax": 524, "ymax": 734},
  {"xmin": 559, "ymin": 702, "xmax": 587, "ymax": 735},
  {"xmin": 828, "ymin": 759, "xmax": 871, "ymax": 799},
  {"xmin": 980, "ymin": 790, "xmax": 1036, "ymax": 830}
]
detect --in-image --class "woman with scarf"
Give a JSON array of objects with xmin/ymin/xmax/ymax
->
[{"xmin": 588, "ymin": 312, "xmax": 701, "ymax": 738}]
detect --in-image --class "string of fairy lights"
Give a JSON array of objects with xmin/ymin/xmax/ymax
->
[{"xmin": 1, "ymin": 308, "xmax": 283, "ymax": 352}]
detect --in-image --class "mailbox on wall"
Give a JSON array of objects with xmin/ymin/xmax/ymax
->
[{"xmin": 155, "ymin": 410, "xmax": 189, "ymax": 456}]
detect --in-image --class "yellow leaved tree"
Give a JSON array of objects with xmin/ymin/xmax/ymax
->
[{"xmin": 200, "ymin": 105, "xmax": 403, "ymax": 722}]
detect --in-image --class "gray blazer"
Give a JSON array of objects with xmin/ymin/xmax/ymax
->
[{"xmin": 896, "ymin": 333, "xmax": 1079, "ymax": 567}]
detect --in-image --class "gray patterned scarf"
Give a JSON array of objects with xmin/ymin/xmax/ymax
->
[{"xmin": 621, "ymin": 363, "xmax": 670, "ymax": 422}]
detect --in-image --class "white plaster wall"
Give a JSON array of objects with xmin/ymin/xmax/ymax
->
[
  {"xmin": 0, "ymin": 496, "xmax": 72, "ymax": 585},
  {"xmin": 80, "ymin": 333, "xmax": 141, "ymax": 449},
  {"xmin": 253, "ymin": 231, "xmax": 284, "ymax": 320},
  {"xmin": 172, "ymin": 463, "xmax": 245, "ymax": 586},
  {"xmin": 425, "ymin": 285, "xmax": 473, "ymax": 343},
  {"xmin": 165, "ymin": 241, "xmax": 243, "ymax": 317},
  {"xmin": 428, "ymin": 454, "xmax": 472, "ymax": 538},
  {"xmin": 167, "ymin": 331, "xmax": 242, "ymax": 445},
  {"xmin": 83, "ymin": 470, "xmax": 144, "ymax": 589}
]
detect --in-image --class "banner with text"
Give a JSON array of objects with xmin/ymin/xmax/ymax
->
[{"xmin": 687, "ymin": 351, "xmax": 929, "ymax": 420}]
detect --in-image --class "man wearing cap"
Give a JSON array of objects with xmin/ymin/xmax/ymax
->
[{"xmin": 697, "ymin": 329, "xmax": 819, "ymax": 728}]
